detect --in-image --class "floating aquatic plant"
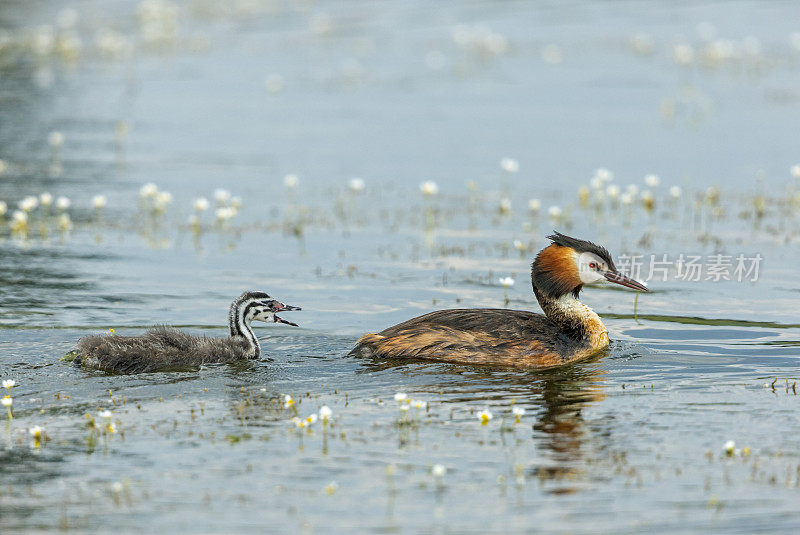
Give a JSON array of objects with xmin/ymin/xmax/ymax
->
[
  {"xmin": 2, "ymin": 395, "xmax": 13, "ymax": 420},
  {"xmin": 29, "ymin": 425, "xmax": 45, "ymax": 448},
  {"xmin": 477, "ymin": 409, "xmax": 492, "ymax": 425},
  {"xmin": 419, "ymin": 181, "xmax": 438, "ymax": 196},
  {"xmin": 319, "ymin": 405, "xmax": 332, "ymax": 425},
  {"xmin": 511, "ymin": 406, "xmax": 525, "ymax": 424},
  {"xmin": 92, "ymin": 195, "xmax": 107, "ymax": 210},
  {"xmin": 348, "ymin": 177, "xmax": 365, "ymax": 193},
  {"xmin": 499, "ymin": 276, "xmax": 514, "ymax": 306}
]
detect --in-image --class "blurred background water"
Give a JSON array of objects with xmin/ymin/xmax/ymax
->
[{"xmin": 1, "ymin": 0, "xmax": 800, "ymax": 532}]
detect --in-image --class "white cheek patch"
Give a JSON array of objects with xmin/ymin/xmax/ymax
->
[
  {"xmin": 577, "ymin": 252, "xmax": 607, "ymax": 284},
  {"xmin": 250, "ymin": 309, "xmax": 274, "ymax": 322}
]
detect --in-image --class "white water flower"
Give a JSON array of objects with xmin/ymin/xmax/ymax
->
[
  {"xmin": 548, "ymin": 205, "xmax": 562, "ymax": 219},
  {"xmin": 527, "ymin": 199, "xmax": 541, "ymax": 212},
  {"xmin": 0, "ymin": 201, "xmax": 6, "ymax": 216},
  {"xmin": 399, "ymin": 404, "xmax": 410, "ymax": 412},
  {"xmin": 620, "ymin": 192, "xmax": 634, "ymax": 205},
  {"xmin": 393, "ymin": 392, "xmax": 408, "ymax": 402},
  {"xmin": 39, "ymin": 192, "xmax": 53, "ymax": 206},
  {"xmin": 595, "ymin": 168, "xmax": 613, "ymax": 183},
  {"xmin": 29, "ymin": 425, "xmax": 43, "ymax": 438},
  {"xmin": 644, "ymin": 174, "xmax": 660, "ymax": 188},
  {"xmin": 791, "ymin": 164, "xmax": 800, "ymax": 179},
  {"xmin": 98, "ymin": 409, "xmax": 113, "ymax": 418},
  {"xmin": 319, "ymin": 405, "xmax": 332, "ymax": 422},
  {"xmin": 513, "ymin": 239, "xmax": 525, "ymax": 252},
  {"xmin": 19, "ymin": 196, "xmax": 38, "ymax": 212},
  {"xmin": 499, "ymin": 198, "xmax": 512, "ymax": 213},
  {"xmin": 283, "ymin": 174, "xmax": 299, "ymax": 189},
  {"xmin": 419, "ymin": 181, "xmax": 439, "ymax": 196},
  {"xmin": 499, "ymin": 277, "xmax": 514, "ymax": 288},
  {"xmin": 139, "ymin": 183, "xmax": 158, "ymax": 198},
  {"xmin": 193, "ymin": 197, "xmax": 209, "ymax": 211},
  {"xmin": 230, "ymin": 197, "xmax": 242, "ymax": 209},
  {"xmin": 724, "ymin": 440, "xmax": 735, "ymax": 455},
  {"xmin": 477, "ymin": 410, "xmax": 492, "ymax": 425},
  {"xmin": 2, "ymin": 380, "xmax": 15, "ymax": 389},
  {"xmin": 12, "ymin": 210, "xmax": 27, "ymax": 224},
  {"xmin": 606, "ymin": 184, "xmax": 620, "ymax": 199},
  {"xmin": 512, "ymin": 406, "xmax": 525, "ymax": 423},
  {"xmin": 213, "ymin": 188, "xmax": 231, "ymax": 204},
  {"xmin": 1, "ymin": 396, "xmax": 12, "ymax": 407},
  {"xmin": 154, "ymin": 191, "xmax": 172, "ymax": 210},
  {"xmin": 626, "ymin": 184, "xmax": 639, "ymax": 196},
  {"xmin": 48, "ymin": 131, "xmax": 65, "ymax": 148},
  {"xmin": 292, "ymin": 413, "xmax": 317, "ymax": 428},
  {"xmin": 92, "ymin": 195, "xmax": 107, "ymax": 209},
  {"xmin": 283, "ymin": 394, "xmax": 294, "ymax": 408},
  {"xmin": 215, "ymin": 207, "xmax": 236, "ymax": 221},
  {"xmin": 411, "ymin": 400, "xmax": 427, "ymax": 410},
  {"xmin": 348, "ymin": 177, "xmax": 365, "ymax": 192},
  {"xmin": 432, "ymin": 464, "xmax": 446, "ymax": 477},
  {"xmin": 669, "ymin": 185, "xmax": 682, "ymax": 199},
  {"xmin": 56, "ymin": 196, "xmax": 71, "ymax": 210},
  {"xmin": 500, "ymin": 158, "xmax": 519, "ymax": 173}
]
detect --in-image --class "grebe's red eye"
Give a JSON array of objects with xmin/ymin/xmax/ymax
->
[{"xmin": 589, "ymin": 262, "xmax": 597, "ymax": 269}]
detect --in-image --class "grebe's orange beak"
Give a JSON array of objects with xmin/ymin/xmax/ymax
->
[{"xmin": 604, "ymin": 271, "xmax": 649, "ymax": 292}]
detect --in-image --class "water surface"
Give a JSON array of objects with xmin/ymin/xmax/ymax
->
[{"xmin": 1, "ymin": 0, "xmax": 800, "ymax": 532}]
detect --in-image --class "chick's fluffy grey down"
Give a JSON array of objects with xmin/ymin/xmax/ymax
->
[{"xmin": 77, "ymin": 326, "xmax": 254, "ymax": 374}]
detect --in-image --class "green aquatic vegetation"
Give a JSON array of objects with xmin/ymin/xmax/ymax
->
[
  {"xmin": 60, "ymin": 350, "xmax": 80, "ymax": 363},
  {"xmin": 225, "ymin": 433, "xmax": 252, "ymax": 445}
]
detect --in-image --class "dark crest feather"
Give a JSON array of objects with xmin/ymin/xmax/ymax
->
[
  {"xmin": 546, "ymin": 231, "xmax": 616, "ymax": 271},
  {"xmin": 531, "ymin": 232, "xmax": 616, "ymax": 299}
]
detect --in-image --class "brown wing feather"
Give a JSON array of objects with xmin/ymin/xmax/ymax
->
[{"xmin": 350, "ymin": 309, "xmax": 596, "ymax": 367}]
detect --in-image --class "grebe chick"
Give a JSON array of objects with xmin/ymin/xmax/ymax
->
[
  {"xmin": 72, "ymin": 291, "xmax": 300, "ymax": 374},
  {"xmin": 350, "ymin": 232, "xmax": 648, "ymax": 367}
]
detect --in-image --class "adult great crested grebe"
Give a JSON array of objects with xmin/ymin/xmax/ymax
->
[
  {"xmin": 349, "ymin": 232, "xmax": 648, "ymax": 367},
  {"xmin": 70, "ymin": 291, "xmax": 300, "ymax": 374}
]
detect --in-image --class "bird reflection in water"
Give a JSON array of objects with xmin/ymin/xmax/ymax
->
[{"xmin": 358, "ymin": 352, "xmax": 610, "ymax": 495}]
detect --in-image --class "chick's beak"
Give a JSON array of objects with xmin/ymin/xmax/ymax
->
[
  {"xmin": 604, "ymin": 271, "xmax": 649, "ymax": 292},
  {"xmin": 271, "ymin": 301, "xmax": 301, "ymax": 327}
]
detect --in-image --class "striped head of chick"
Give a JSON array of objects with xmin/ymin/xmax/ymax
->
[
  {"xmin": 532, "ymin": 231, "xmax": 648, "ymax": 299},
  {"xmin": 232, "ymin": 291, "xmax": 302, "ymax": 327}
]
